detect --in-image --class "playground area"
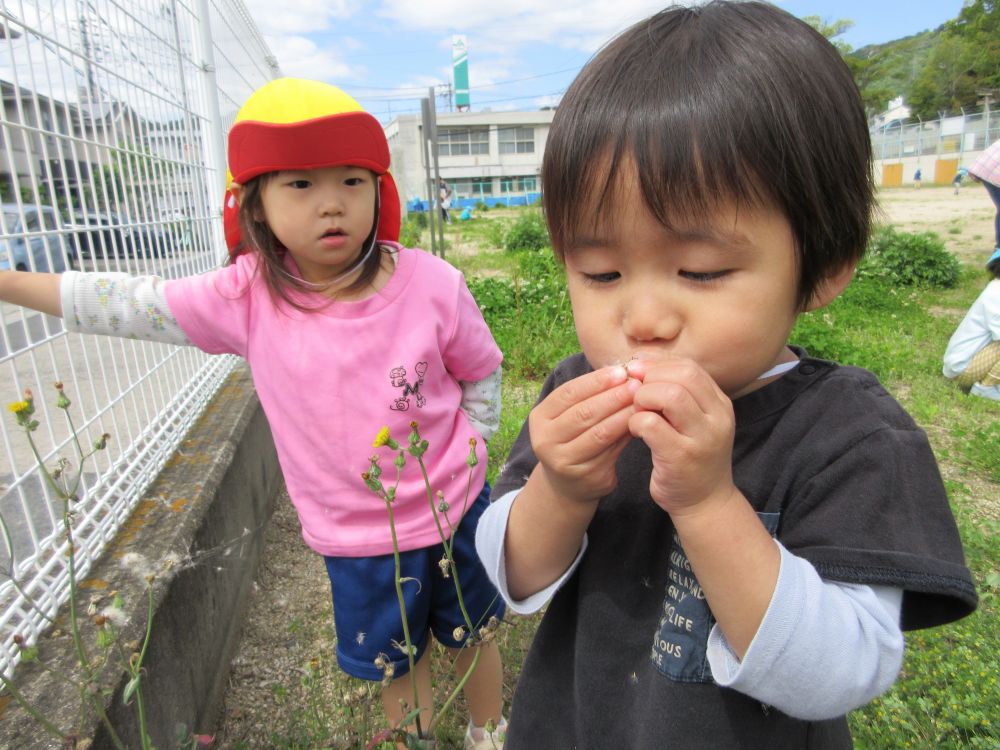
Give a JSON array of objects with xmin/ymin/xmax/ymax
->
[{"xmin": 878, "ymin": 183, "xmax": 997, "ymax": 261}]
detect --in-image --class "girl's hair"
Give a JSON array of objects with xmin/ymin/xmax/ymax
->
[
  {"xmin": 541, "ymin": 0, "xmax": 874, "ymax": 309},
  {"xmin": 233, "ymin": 172, "xmax": 384, "ymax": 308}
]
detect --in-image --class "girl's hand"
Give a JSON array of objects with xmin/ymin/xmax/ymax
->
[
  {"xmin": 528, "ymin": 365, "xmax": 639, "ymax": 504},
  {"xmin": 626, "ymin": 358, "xmax": 738, "ymax": 517}
]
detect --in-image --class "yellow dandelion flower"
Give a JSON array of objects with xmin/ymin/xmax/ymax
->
[
  {"xmin": 373, "ymin": 426, "xmax": 391, "ymax": 448},
  {"xmin": 8, "ymin": 401, "xmax": 30, "ymax": 414}
]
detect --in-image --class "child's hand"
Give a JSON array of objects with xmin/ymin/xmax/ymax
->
[
  {"xmin": 528, "ymin": 365, "xmax": 639, "ymax": 504},
  {"xmin": 626, "ymin": 358, "xmax": 737, "ymax": 517}
]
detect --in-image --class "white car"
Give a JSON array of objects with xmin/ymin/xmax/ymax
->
[{"xmin": 0, "ymin": 203, "xmax": 68, "ymax": 273}]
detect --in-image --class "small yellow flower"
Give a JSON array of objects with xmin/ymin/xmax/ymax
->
[
  {"xmin": 372, "ymin": 426, "xmax": 391, "ymax": 448},
  {"xmin": 8, "ymin": 401, "xmax": 29, "ymax": 414}
]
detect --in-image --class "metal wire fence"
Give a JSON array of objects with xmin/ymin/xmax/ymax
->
[
  {"xmin": 0, "ymin": 0, "xmax": 277, "ymax": 676},
  {"xmin": 870, "ymin": 104, "xmax": 1000, "ymax": 162}
]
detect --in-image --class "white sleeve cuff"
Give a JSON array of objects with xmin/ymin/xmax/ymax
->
[
  {"xmin": 706, "ymin": 540, "xmax": 904, "ymax": 720},
  {"xmin": 474, "ymin": 488, "xmax": 587, "ymax": 615},
  {"xmin": 460, "ymin": 365, "xmax": 502, "ymax": 442}
]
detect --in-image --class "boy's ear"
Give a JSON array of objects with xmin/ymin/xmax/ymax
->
[{"xmin": 803, "ymin": 263, "xmax": 855, "ymax": 312}]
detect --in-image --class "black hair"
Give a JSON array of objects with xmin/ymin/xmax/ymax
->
[
  {"xmin": 541, "ymin": 0, "xmax": 874, "ymax": 309},
  {"xmin": 233, "ymin": 172, "xmax": 384, "ymax": 309}
]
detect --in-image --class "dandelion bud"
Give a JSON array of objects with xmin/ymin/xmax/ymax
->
[
  {"xmin": 93, "ymin": 615, "xmax": 108, "ymax": 628},
  {"xmin": 56, "ymin": 390, "xmax": 71, "ymax": 410},
  {"xmin": 453, "ymin": 626, "xmax": 465, "ymax": 642},
  {"xmin": 438, "ymin": 557, "xmax": 451, "ymax": 578},
  {"xmin": 13, "ymin": 634, "xmax": 24, "ymax": 647},
  {"xmin": 54, "ymin": 381, "xmax": 63, "ymax": 390},
  {"xmin": 23, "ymin": 388, "xmax": 32, "ymax": 401},
  {"xmin": 438, "ymin": 500, "xmax": 449, "ymax": 513}
]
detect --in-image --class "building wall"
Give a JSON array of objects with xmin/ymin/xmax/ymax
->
[{"xmin": 386, "ymin": 109, "xmax": 554, "ymax": 210}]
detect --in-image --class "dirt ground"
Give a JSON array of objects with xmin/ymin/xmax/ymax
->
[
  {"xmin": 210, "ymin": 184, "xmax": 999, "ymax": 748},
  {"xmin": 877, "ymin": 183, "xmax": 997, "ymax": 260}
]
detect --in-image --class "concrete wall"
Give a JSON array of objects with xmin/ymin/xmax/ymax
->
[
  {"xmin": 0, "ymin": 363, "xmax": 282, "ymax": 749},
  {"xmin": 874, "ymin": 149, "xmax": 987, "ymax": 188}
]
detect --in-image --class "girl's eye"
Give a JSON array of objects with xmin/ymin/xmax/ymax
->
[
  {"xmin": 583, "ymin": 271, "xmax": 621, "ymax": 284},
  {"xmin": 288, "ymin": 180, "xmax": 311, "ymax": 189},
  {"xmin": 345, "ymin": 176, "xmax": 366, "ymax": 186},
  {"xmin": 681, "ymin": 270, "xmax": 729, "ymax": 283}
]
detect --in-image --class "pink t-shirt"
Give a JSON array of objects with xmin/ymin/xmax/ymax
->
[{"xmin": 165, "ymin": 245, "xmax": 502, "ymax": 557}]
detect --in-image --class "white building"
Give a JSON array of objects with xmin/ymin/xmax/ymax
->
[{"xmin": 385, "ymin": 108, "xmax": 555, "ymax": 210}]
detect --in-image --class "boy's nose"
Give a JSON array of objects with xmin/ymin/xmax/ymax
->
[{"xmin": 623, "ymin": 291, "xmax": 681, "ymax": 343}]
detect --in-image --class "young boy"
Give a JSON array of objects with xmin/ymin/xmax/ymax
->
[{"xmin": 474, "ymin": 2, "xmax": 977, "ymax": 747}]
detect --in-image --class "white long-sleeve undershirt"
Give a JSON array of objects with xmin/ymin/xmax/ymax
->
[{"xmin": 475, "ymin": 488, "xmax": 905, "ymax": 720}]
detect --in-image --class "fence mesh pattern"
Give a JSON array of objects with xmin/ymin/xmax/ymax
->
[{"xmin": 0, "ymin": 0, "xmax": 277, "ymax": 675}]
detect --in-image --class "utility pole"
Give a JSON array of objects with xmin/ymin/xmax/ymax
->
[
  {"xmin": 421, "ymin": 87, "xmax": 445, "ymax": 258},
  {"xmin": 420, "ymin": 97, "xmax": 439, "ymax": 258}
]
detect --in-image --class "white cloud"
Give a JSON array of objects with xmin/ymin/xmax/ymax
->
[
  {"xmin": 241, "ymin": 0, "xmax": 354, "ymax": 35},
  {"xmin": 376, "ymin": 1, "xmax": 668, "ymax": 51},
  {"xmin": 265, "ymin": 35, "xmax": 360, "ymax": 82}
]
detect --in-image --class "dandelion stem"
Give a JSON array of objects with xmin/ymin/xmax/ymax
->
[{"xmin": 382, "ymin": 494, "xmax": 424, "ymax": 739}]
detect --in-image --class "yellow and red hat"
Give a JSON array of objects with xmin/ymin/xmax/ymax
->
[{"xmin": 224, "ymin": 77, "xmax": 400, "ymax": 251}]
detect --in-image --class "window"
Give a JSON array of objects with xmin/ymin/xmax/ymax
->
[
  {"xmin": 500, "ymin": 175, "xmax": 538, "ymax": 193},
  {"xmin": 438, "ymin": 127, "xmax": 489, "ymax": 156},
  {"xmin": 453, "ymin": 178, "xmax": 493, "ymax": 198},
  {"xmin": 498, "ymin": 127, "xmax": 534, "ymax": 154}
]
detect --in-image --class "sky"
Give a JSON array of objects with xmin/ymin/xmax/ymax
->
[{"xmin": 241, "ymin": 1, "xmax": 967, "ymax": 124}]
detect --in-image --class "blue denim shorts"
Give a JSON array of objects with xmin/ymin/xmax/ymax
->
[{"xmin": 324, "ymin": 483, "xmax": 505, "ymax": 681}]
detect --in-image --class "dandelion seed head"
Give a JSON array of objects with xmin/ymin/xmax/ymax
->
[
  {"xmin": 119, "ymin": 552, "xmax": 155, "ymax": 582},
  {"xmin": 100, "ymin": 604, "xmax": 127, "ymax": 628}
]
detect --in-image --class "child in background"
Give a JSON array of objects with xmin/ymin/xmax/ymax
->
[
  {"xmin": 474, "ymin": 3, "xmax": 976, "ymax": 748},
  {"xmin": 943, "ymin": 249, "xmax": 1000, "ymax": 401},
  {"xmin": 0, "ymin": 78, "xmax": 506, "ymax": 749}
]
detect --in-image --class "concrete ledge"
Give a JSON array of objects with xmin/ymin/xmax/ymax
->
[{"xmin": 1, "ymin": 363, "xmax": 282, "ymax": 749}]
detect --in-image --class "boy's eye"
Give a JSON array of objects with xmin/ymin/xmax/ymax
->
[
  {"xmin": 583, "ymin": 271, "xmax": 621, "ymax": 284},
  {"xmin": 680, "ymin": 270, "xmax": 729, "ymax": 282}
]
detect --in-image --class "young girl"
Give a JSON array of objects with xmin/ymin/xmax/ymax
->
[
  {"xmin": 473, "ymin": 2, "xmax": 976, "ymax": 747},
  {"xmin": 0, "ymin": 78, "xmax": 507, "ymax": 749}
]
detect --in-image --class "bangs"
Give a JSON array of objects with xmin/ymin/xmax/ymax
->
[
  {"xmin": 541, "ymin": 0, "xmax": 873, "ymax": 306},
  {"xmin": 544, "ymin": 9, "xmax": 776, "ymax": 253}
]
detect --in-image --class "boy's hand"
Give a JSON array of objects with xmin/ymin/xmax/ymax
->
[
  {"xmin": 528, "ymin": 365, "xmax": 639, "ymax": 504},
  {"xmin": 626, "ymin": 358, "xmax": 738, "ymax": 517}
]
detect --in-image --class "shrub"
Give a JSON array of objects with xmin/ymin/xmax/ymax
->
[
  {"xmin": 398, "ymin": 218, "xmax": 422, "ymax": 248},
  {"xmin": 858, "ymin": 226, "xmax": 960, "ymax": 288},
  {"xmin": 503, "ymin": 211, "xmax": 549, "ymax": 252},
  {"xmin": 467, "ymin": 249, "xmax": 574, "ymax": 379},
  {"xmin": 475, "ymin": 201, "xmax": 489, "ymax": 212},
  {"xmin": 483, "ymin": 219, "xmax": 508, "ymax": 250},
  {"xmin": 409, "ymin": 211, "xmax": 429, "ymax": 231}
]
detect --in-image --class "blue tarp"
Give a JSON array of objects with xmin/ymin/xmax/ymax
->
[{"xmin": 406, "ymin": 192, "xmax": 541, "ymax": 213}]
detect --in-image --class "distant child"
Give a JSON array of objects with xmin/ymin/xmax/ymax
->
[
  {"xmin": 954, "ymin": 166, "xmax": 968, "ymax": 194},
  {"xmin": 913, "ymin": 167, "xmax": 922, "ymax": 188},
  {"xmin": 943, "ymin": 249, "xmax": 1000, "ymax": 401},
  {"xmin": 0, "ymin": 78, "xmax": 507, "ymax": 749},
  {"xmin": 474, "ymin": 3, "xmax": 976, "ymax": 748}
]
